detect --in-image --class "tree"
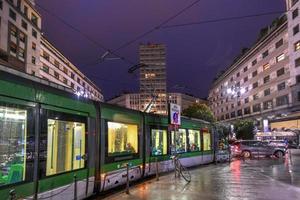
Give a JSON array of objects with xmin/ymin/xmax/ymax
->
[
  {"xmin": 182, "ymin": 103, "xmax": 215, "ymax": 123},
  {"xmin": 233, "ymin": 119, "xmax": 255, "ymax": 140}
]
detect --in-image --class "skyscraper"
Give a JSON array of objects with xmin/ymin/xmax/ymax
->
[{"xmin": 139, "ymin": 43, "xmax": 167, "ymax": 114}]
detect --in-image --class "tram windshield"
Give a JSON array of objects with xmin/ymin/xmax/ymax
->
[
  {"xmin": 171, "ymin": 129, "xmax": 187, "ymax": 154},
  {"xmin": 151, "ymin": 129, "xmax": 167, "ymax": 156},
  {"xmin": 203, "ymin": 130, "xmax": 211, "ymax": 151},
  {"xmin": 107, "ymin": 122, "xmax": 138, "ymax": 156},
  {"xmin": 46, "ymin": 119, "xmax": 85, "ymax": 176},
  {"xmin": 188, "ymin": 129, "xmax": 201, "ymax": 151},
  {"xmin": 0, "ymin": 106, "xmax": 27, "ymax": 185}
]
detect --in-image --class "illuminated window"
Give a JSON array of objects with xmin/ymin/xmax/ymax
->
[
  {"xmin": 188, "ymin": 130, "xmax": 200, "ymax": 152},
  {"xmin": 203, "ymin": 130, "xmax": 211, "ymax": 151},
  {"xmin": 107, "ymin": 122, "xmax": 138, "ymax": 156},
  {"xmin": 151, "ymin": 129, "xmax": 167, "ymax": 156},
  {"xmin": 46, "ymin": 119, "xmax": 85, "ymax": 176},
  {"xmin": 0, "ymin": 106, "xmax": 30, "ymax": 186},
  {"xmin": 295, "ymin": 41, "xmax": 300, "ymax": 51},
  {"xmin": 171, "ymin": 129, "xmax": 187, "ymax": 154},
  {"xmin": 263, "ymin": 63, "xmax": 270, "ymax": 71},
  {"xmin": 145, "ymin": 73, "xmax": 156, "ymax": 79},
  {"xmin": 276, "ymin": 54, "xmax": 285, "ymax": 63}
]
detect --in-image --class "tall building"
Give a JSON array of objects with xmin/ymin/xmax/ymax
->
[
  {"xmin": 0, "ymin": 0, "xmax": 103, "ymax": 101},
  {"xmin": 208, "ymin": 0, "xmax": 300, "ymax": 127},
  {"xmin": 139, "ymin": 43, "xmax": 167, "ymax": 114}
]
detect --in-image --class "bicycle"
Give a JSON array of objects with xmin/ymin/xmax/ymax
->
[{"xmin": 170, "ymin": 154, "xmax": 191, "ymax": 182}]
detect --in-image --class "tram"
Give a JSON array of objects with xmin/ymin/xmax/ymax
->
[{"xmin": 0, "ymin": 65, "xmax": 214, "ymax": 199}]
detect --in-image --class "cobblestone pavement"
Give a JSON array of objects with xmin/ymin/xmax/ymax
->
[{"xmin": 97, "ymin": 150, "xmax": 300, "ymax": 200}]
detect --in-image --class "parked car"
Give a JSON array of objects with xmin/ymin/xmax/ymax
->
[
  {"xmin": 231, "ymin": 140, "xmax": 286, "ymax": 158},
  {"xmin": 267, "ymin": 140, "xmax": 287, "ymax": 148}
]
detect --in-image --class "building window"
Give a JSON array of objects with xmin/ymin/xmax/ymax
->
[
  {"xmin": 188, "ymin": 129, "xmax": 201, "ymax": 152},
  {"xmin": 264, "ymin": 75, "xmax": 270, "ymax": 84},
  {"xmin": 293, "ymin": 24, "xmax": 299, "ymax": 35},
  {"xmin": 32, "ymin": 42, "xmax": 36, "ymax": 50},
  {"xmin": 24, "ymin": 6, "xmax": 28, "ymax": 17},
  {"xmin": 171, "ymin": 129, "xmax": 187, "ymax": 153},
  {"xmin": 252, "ymin": 59, "xmax": 257, "ymax": 66},
  {"xmin": 277, "ymin": 82, "xmax": 285, "ymax": 91},
  {"xmin": 244, "ymin": 97, "xmax": 249, "ymax": 104},
  {"xmin": 253, "ymin": 82, "xmax": 258, "ymax": 89},
  {"xmin": 18, "ymin": 48, "xmax": 25, "ymax": 60},
  {"xmin": 276, "ymin": 95, "xmax": 288, "ymax": 106},
  {"xmin": 63, "ymin": 77, "xmax": 68, "ymax": 84},
  {"xmin": 31, "ymin": 13, "xmax": 38, "ymax": 26},
  {"xmin": 263, "ymin": 63, "xmax": 270, "ymax": 71},
  {"xmin": 42, "ymin": 51, "xmax": 50, "ymax": 61},
  {"xmin": 237, "ymin": 109, "xmax": 242, "ymax": 116},
  {"xmin": 71, "ymin": 82, "xmax": 74, "ymax": 89},
  {"xmin": 9, "ymin": 9, "xmax": 16, "ymax": 21},
  {"xmin": 296, "ymin": 57, "xmax": 300, "ymax": 67},
  {"xmin": 275, "ymin": 39, "xmax": 283, "ymax": 48},
  {"xmin": 253, "ymin": 104, "xmax": 261, "ymax": 112},
  {"xmin": 54, "ymin": 60, "xmax": 59, "ymax": 68},
  {"xmin": 264, "ymin": 88, "xmax": 271, "ymax": 96},
  {"xmin": 295, "ymin": 41, "xmax": 300, "ymax": 51},
  {"xmin": 292, "ymin": 0, "xmax": 299, "ymax": 6},
  {"xmin": 71, "ymin": 72, "xmax": 75, "ymax": 79},
  {"xmin": 230, "ymin": 111, "xmax": 236, "ymax": 118},
  {"xmin": 41, "ymin": 65, "xmax": 49, "ymax": 73},
  {"xmin": 297, "ymin": 75, "xmax": 300, "ymax": 83},
  {"xmin": 63, "ymin": 67, "xmax": 68, "ymax": 74},
  {"xmin": 263, "ymin": 100, "xmax": 273, "ymax": 110},
  {"xmin": 19, "ymin": 32, "xmax": 26, "ymax": 43},
  {"xmin": 225, "ymin": 113, "xmax": 230, "ymax": 119},
  {"xmin": 253, "ymin": 93, "xmax": 259, "ymax": 100},
  {"xmin": 262, "ymin": 50, "xmax": 269, "ymax": 58},
  {"xmin": 244, "ymin": 76, "xmax": 248, "ymax": 82},
  {"xmin": 46, "ymin": 118, "xmax": 86, "ymax": 176},
  {"xmin": 293, "ymin": 8, "xmax": 299, "ymax": 19},
  {"xmin": 236, "ymin": 72, "xmax": 240, "ymax": 77},
  {"xmin": 277, "ymin": 68, "xmax": 285, "ymax": 77},
  {"xmin": 237, "ymin": 101, "xmax": 241, "ymax": 106},
  {"xmin": 243, "ymin": 66, "xmax": 248, "ymax": 72},
  {"xmin": 21, "ymin": 20, "xmax": 27, "ymax": 30},
  {"xmin": 244, "ymin": 107, "xmax": 251, "ymax": 115},
  {"xmin": 0, "ymin": 1, "xmax": 2, "ymax": 10},
  {"xmin": 276, "ymin": 53, "xmax": 285, "ymax": 62},
  {"xmin": 9, "ymin": 42, "xmax": 17, "ymax": 55},
  {"xmin": 32, "ymin": 29, "xmax": 37, "ymax": 38},
  {"xmin": 32, "ymin": 56, "xmax": 36, "ymax": 64},
  {"xmin": 252, "ymin": 70, "xmax": 257, "ymax": 77},
  {"xmin": 54, "ymin": 71, "xmax": 59, "ymax": 79}
]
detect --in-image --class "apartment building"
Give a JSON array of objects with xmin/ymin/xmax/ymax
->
[
  {"xmin": 0, "ymin": 0, "xmax": 103, "ymax": 101},
  {"xmin": 139, "ymin": 43, "xmax": 167, "ymax": 114},
  {"xmin": 209, "ymin": 0, "xmax": 300, "ymax": 126}
]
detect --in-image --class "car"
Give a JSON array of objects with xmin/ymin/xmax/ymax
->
[
  {"xmin": 231, "ymin": 140, "xmax": 286, "ymax": 158},
  {"xmin": 267, "ymin": 140, "xmax": 287, "ymax": 148}
]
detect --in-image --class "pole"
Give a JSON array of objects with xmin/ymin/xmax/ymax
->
[
  {"xmin": 126, "ymin": 163, "xmax": 130, "ymax": 194},
  {"xmin": 156, "ymin": 157, "xmax": 159, "ymax": 181},
  {"xmin": 9, "ymin": 189, "xmax": 16, "ymax": 200},
  {"xmin": 74, "ymin": 174, "xmax": 77, "ymax": 200}
]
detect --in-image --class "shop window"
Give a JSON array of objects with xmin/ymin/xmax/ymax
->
[
  {"xmin": 203, "ymin": 130, "xmax": 211, "ymax": 151},
  {"xmin": 171, "ymin": 129, "xmax": 187, "ymax": 154},
  {"xmin": 151, "ymin": 129, "xmax": 167, "ymax": 156},
  {"xmin": 46, "ymin": 119, "xmax": 85, "ymax": 176},
  {"xmin": 107, "ymin": 122, "xmax": 138, "ymax": 157},
  {"xmin": 188, "ymin": 130, "xmax": 200, "ymax": 152},
  {"xmin": 0, "ymin": 105, "xmax": 34, "ymax": 186}
]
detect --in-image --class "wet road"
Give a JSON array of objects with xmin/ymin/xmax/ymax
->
[{"xmin": 98, "ymin": 150, "xmax": 300, "ymax": 200}]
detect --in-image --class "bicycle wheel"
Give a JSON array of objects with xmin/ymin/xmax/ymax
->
[{"xmin": 179, "ymin": 162, "xmax": 191, "ymax": 182}]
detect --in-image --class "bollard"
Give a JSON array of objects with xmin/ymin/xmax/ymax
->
[
  {"xmin": 156, "ymin": 157, "xmax": 159, "ymax": 181},
  {"xmin": 289, "ymin": 149, "xmax": 293, "ymax": 165},
  {"xmin": 126, "ymin": 163, "xmax": 130, "ymax": 194},
  {"xmin": 9, "ymin": 189, "xmax": 16, "ymax": 200},
  {"xmin": 74, "ymin": 174, "xmax": 77, "ymax": 200}
]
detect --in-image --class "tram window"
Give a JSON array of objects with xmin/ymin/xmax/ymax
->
[
  {"xmin": 0, "ymin": 105, "xmax": 34, "ymax": 186},
  {"xmin": 46, "ymin": 119, "xmax": 85, "ymax": 176},
  {"xmin": 203, "ymin": 131, "xmax": 211, "ymax": 151},
  {"xmin": 107, "ymin": 122, "xmax": 138, "ymax": 156},
  {"xmin": 188, "ymin": 130, "xmax": 201, "ymax": 152},
  {"xmin": 171, "ymin": 129, "xmax": 187, "ymax": 154},
  {"xmin": 151, "ymin": 129, "xmax": 167, "ymax": 156}
]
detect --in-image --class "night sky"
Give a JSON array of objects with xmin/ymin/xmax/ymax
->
[{"xmin": 36, "ymin": 0, "xmax": 286, "ymax": 100}]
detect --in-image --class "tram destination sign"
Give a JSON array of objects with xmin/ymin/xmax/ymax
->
[{"xmin": 169, "ymin": 103, "xmax": 181, "ymax": 126}]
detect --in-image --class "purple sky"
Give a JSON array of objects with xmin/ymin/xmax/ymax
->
[{"xmin": 36, "ymin": 0, "xmax": 286, "ymax": 100}]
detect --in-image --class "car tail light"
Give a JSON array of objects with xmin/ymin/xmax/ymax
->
[{"xmin": 233, "ymin": 144, "xmax": 240, "ymax": 152}]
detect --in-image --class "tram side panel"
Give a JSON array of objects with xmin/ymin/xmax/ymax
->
[{"xmin": 99, "ymin": 104, "xmax": 143, "ymax": 192}]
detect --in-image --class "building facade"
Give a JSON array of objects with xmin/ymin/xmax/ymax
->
[
  {"xmin": 0, "ymin": 0, "xmax": 103, "ymax": 101},
  {"xmin": 108, "ymin": 92, "xmax": 207, "ymax": 113},
  {"xmin": 209, "ymin": 0, "xmax": 300, "ymax": 127},
  {"xmin": 139, "ymin": 43, "xmax": 167, "ymax": 114}
]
